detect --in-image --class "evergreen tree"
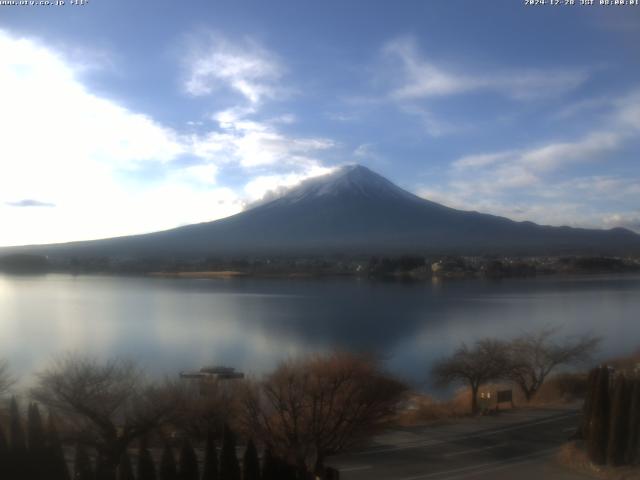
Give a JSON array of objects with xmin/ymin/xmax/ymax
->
[
  {"xmin": 178, "ymin": 437, "xmax": 198, "ymax": 480},
  {"xmin": 580, "ymin": 368, "xmax": 599, "ymax": 439},
  {"xmin": 74, "ymin": 444, "xmax": 95, "ymax": 480},
  {"xmin": 607, "ymin": 374, "xmax": 630, "ymax": 465},
  {"xmin": 587, "ymin": 366, "xmax": 610, "ymax": 465},
  {"xmin": 28, "ymin": 403, "xmax": 46, "ymax": 454},
  {"xmin": 9, "ymin": 397, "xmax": 26, "ymax": 451},
  {"xmin": 28, "ymin": 403, "xmax": 47, "ymax": 479},
  {"xmin": 47, "ymin": 412, "xmax": 71, "ymax": 480},
  {"xmin": 159, "ymin": 444, "xmax": 178, "ymax": 480},
  {"xmin": 242, "ymin": 439, "xmax": 260, "ymax": 480},
  {"xmin": 625, "ymin": 379, "xmax": 640, "ymax": 465},
  {"xmin": 275, "ymin": 457, "xmax": 296, "ymax": 480},
  {"xmin": 201, "ymin": 432, "xmax": 218, "ymax": 480},
  {"xmin": 0, "ymin": 425, "xmax": 9, "ymax": 480},
  {"xmin": 117, "ymin": 453, "xmax": 135, "ymax": 480},
  {"xmin": 137, "ymin": 439, "xmax": 157, "ymax": 480},
  {"xmin": 9, "ymin": 397, "xmax": 28, "ymax": 479},
  {"xmin": 96, "ymin": 454, "xmax": 116, "ymax": 480},
  {"xmin": 220, "ymin": 425, "xmax": 240, "ymax": 480},
  {"xmin": 260, "ymin": 447, "xmax": 277, "ymax": 480}
]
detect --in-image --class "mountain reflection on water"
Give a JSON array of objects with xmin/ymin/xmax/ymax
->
[{"xmin": 1, "ymin": 273, "xmax": 639, "ymax": 391}]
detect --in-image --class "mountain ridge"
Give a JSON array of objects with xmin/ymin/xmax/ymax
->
[{"xmin": 2, "ymin": 164, "xmax": 639, "ymax": 258}]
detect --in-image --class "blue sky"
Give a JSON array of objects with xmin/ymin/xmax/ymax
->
[{"xmin": 1, "ymin": 0, "xmax": 639, "ymax": 246}]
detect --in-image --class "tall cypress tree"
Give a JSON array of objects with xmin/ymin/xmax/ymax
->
[
  {"xmin": 117, "ymin": 453, "xmax": 135, "ymax": 480},
  {"xmin": 28, "ymin": 403, "xmax": 47, "ymax": 479},
  {"xmin": 98, "ymin": 454, "xmax": 116, "ymax": 480},
  {"xmin": 95, "ymin": 454, "xmax": 114, "ymax": 480},
  {"xmin": 626, "ymin": 379, "xmax": 640, "ymax": 465},
  {"xmin": 178, "ymin": 437, "xmax": 198, "ymax": 480},
  {"xmin": 260, "ymin": 447, "xmax": 277, "ymax": 480},
  {"xmin": 587, "ymin": 366, "xmax": 610, "ymax": 465},
  {"xmin": 74, "ymin": 444, "xmax": 95, "ymax": 480},
  {"xmin": 607, "ymin": 374, "xmax": 630, "ymax": 466},
  {"xmin": 220, "ymin": 425, "xmax": 240, "ymax": 480},
  {"xmin": 28, "ymin": 404, "xmax": 46, "ymax": 452},
  {"xmin": 159, "ymin": 444, "xmax": 178, "ymax": 480},
  {"xmin": 137, "ymin": 439, "xmax": 157, "ymax": 480},
  {"xmin": 242, "ymin": 439, "xmax": 260, "ymax": 480},
  {"xmin": 9, "ymin": 397, "xmax": 28, "ymax": 479},
  {"xmin": 46, "ymin": 412, "xmax": 70, "ymax": 480},
  {"xmin": 275, "ymin": 457, "xmax": 296, "ymax": 480},
  {"xmin": 0, "ymin": 425, "xmax": 9, "ymax": 480},
  {"xmin": 580, "ymin": 368, "xmax": 599, "ymax": 439},
  {"xmin": 201, "ymin": 431, "xmax": 218, "ymax": 480},
  {"xmin": 9, "ymin": 398, "xmax": 26, "ymax": 451}
]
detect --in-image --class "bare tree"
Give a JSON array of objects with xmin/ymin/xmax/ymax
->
[
  {"xmin": 31, "ymin": 355, "xmax": 183, "ymax": 480},
  {"xmin": 506, "ymin": 328, "xmax": 600, "ymax": 402},
  {"xmin": 174, "ymin": 378, "xmax": 242, "ymax": 441},
  {"xmin": 241, "ymin": 352, "xmax": 407, "ymax": 475},
  {"xmin": 432, "ymin": 339, "xmax": 510, "ymax": 414},
  {"xmin": 0, "ymin": 359, "xmax": 15, "ymax": 396}
]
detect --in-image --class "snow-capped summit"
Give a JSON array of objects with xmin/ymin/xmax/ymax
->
[
  {"xmin": 5, "ymin": 165, "xmax": 639, "ymax": 258},
  {"xmin": 273, "ymin": 164, "xmax": 420, "ymax": 205}
]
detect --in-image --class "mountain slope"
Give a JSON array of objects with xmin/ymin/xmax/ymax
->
[{"xmin": 5, "ymin": 165, "xmax": 640, "ymax": 258}]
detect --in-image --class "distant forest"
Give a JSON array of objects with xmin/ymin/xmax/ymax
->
[{"xmin": 0, "ymin": 252, "xmax": 638, "ymax": 279}]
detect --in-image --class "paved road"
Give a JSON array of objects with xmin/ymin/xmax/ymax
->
[{"xmin": 327, "ymin": 407, "xmax": 591, "ymax": 480}]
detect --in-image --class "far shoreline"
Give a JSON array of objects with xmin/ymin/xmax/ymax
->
[{"xmin": 1, "ymin": 253, "xmax": 639, "ymax": 281}]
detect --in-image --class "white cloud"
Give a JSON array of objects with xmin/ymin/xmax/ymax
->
[
  {"xmin": 0, "ymin": 29, "xmax": 245, "ymax": 246},
  {"xmin": 173, "ymin": 164, "xmax": 220, "ymax": 186},
  {"xmin": 383, "ymin": 37, "xmax": 588, "ymax": 101},
  {"xmin": 451, "ymin": 128, "xmax": 634, "ymax": 193},
  {"xmin": 520, "ymin": 132, "xmax": 622, "ymax": 171},
  {"xmin": 603, "ymin": 213, "xmax": 640, "ymax": 232},
  {"xmin": 0, "ymin": 28, "xmax": 349, "ymax": 247},
  {"xmin": 398, "ymin": 104, "xmax": 463, "ymax": 136},
  {"xmin": 552, "ymin": 96, "xmax": 612, "ymax": 120},
  {"xmin": 192, "ymin": 108, "xmax": 337, "ymax": 206},
  {"xmin": 453, "ymin": 151, "xmax": 516, "ymax": 170},
  {"xmin": 181, "ymin": 33, "xmax": 338, "ymax": 196},
  {"xmin": 0, "ymin": 29, "xmax": 345, "ymax": 247},
  {"xmin": 243, "ymin": 165, "xmax": 335, "ymax": 205},
  {"xmin": 450, "ymin": 90, "xmax": 640, "ymax": 192},
  {"xmin": 419, "ymin": 182, "xmax": 640, "ymax": 233},
  {"xmin": 354, "ymin": 143, "xmax": 375, "ymax": 158},
  {"xmin": 183, "ymin": 33, "xmax": 283, "ymax": 104},
  {"xmin": 192, "ymin": 108, "xmax": 335, "ymax": 169},
  {"xmin": 270, "ymin": 113, "xmax": 296, "ymax": 124},
  {"xmin": 418, "ymin": 91, "xmax": 640, "ymax": 233}
]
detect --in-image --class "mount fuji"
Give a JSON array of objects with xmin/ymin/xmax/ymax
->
[{"xmin": 5, "ymin": 165, "xmax": 640, "ymax": 258}]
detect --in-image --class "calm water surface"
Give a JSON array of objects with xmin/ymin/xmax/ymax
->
[{"xmin": 1, "ymin": 273, "xmax": 639, "ymax": 389}]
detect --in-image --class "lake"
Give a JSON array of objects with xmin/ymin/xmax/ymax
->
[{"xmin": 1, "ymin": 273, "xmax": 639, "ymax": 390}]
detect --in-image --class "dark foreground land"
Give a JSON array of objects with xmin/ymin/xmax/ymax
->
[{"xmin": 328, "ymin": 407, "xmax": 591, "ymax": 480}]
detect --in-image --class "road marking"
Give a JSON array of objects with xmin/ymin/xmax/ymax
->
[
  {"xmin": 398, "ymin": 447, "xmax": 556, "ymax": 480},
  {"xmin": 432, "ymin": 449, "xmax": 557, "ymax": 480},
  {"xmin": 349, "ymin": 412, "xmax": 578, "ymax": 456},
  {"xmin": 443, "ymin": 443, "xmax": 507, "ymax": 458},
  {"xmin": 338, "ymin": 465, "xmax": 372, "ymax": 472}
]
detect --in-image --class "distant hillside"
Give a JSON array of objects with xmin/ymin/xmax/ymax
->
[{"xmin": 3, "ymin": 165, "xmax": 640, "ymax": 259}]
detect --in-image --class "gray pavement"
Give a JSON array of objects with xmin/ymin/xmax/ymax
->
[{"xmin": 327, "ymin": 407, "xmax": 592, "ymax": 480}]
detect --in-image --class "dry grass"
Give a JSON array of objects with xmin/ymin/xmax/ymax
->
[
  {"xmin": 529, "ymin": 372, "xmax": 589, "ymax": 406},
  {"xmin": 464, "ymin": 376, "xmax": 587, "ymax": 412},
  {"xmin": 397, "ymin": 374, "xmax": 588, "ymax": 426},
  {"xmin": 396, "ymin": 389, "xmax": 478, "ymax": 426},
  {"xmin": 607, "ymin": 349, "xmax": 640, "ymax": 374},
  {"xmin": 557, "ymin": 442, "xmax": 640, "ymax": 480}
]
